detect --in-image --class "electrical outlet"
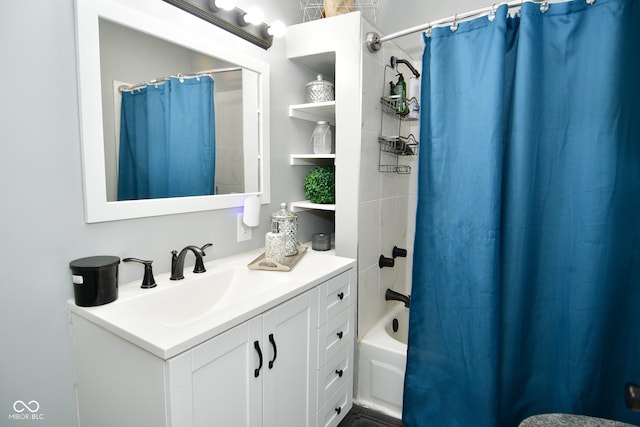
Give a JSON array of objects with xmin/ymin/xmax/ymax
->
[{"xmin": 237, "ymin": 213, "xmax": 252, "ymax": 242}]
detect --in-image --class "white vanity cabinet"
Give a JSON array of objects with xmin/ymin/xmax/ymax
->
[
  {"xmin": 167, "ymin": 288, "xmax": 319, "ymax": 427},
  {"xmin": 69, "ymin": 251, "xmax": 356, "ymax": 427}
]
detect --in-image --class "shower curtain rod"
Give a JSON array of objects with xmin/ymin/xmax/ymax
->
[
  {"xmin": 119, "ymin": 66, "xmax": 242, "ymax": 92},
  {"xmin": 366, "ymin": 0, "xmax": 558, "ymax": 52}
]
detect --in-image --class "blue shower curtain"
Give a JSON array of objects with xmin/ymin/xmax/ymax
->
[
  {"xmin": 118, "ymin": 76, "xmax": 216, "ymax": 200},
  {"xmin": 404, "ymin": 0, "xmax": 640, "ymax": 426}
]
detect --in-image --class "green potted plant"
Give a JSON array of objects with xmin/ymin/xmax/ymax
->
[{"xmin": 304, "ymin": 166, "xmax": 335, "ymax": 204}]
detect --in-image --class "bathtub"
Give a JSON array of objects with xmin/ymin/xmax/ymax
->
[{"xmin": 356, "ymin": 305, "xmax": 409, "ymax": 419}]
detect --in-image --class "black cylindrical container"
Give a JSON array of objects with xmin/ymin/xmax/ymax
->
[{"xmin": 69, "ymin": 256, "xmax": 120, "ymax": 307}]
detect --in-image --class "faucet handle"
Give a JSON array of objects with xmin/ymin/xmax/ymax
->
[
  {"xmin": 194, "ymin": 243, "xmax": 213, "ymax": 274},
  {"xmin": 392, "ymin": 246, "xmax": 408, "ymax": 258},
  {"xmin": 123, "ymin": 258, "xmax": 157, "ymax": 289},
  {"xmin": 379, "ymin": 255, "xmax": 395, "ymax": 269}
]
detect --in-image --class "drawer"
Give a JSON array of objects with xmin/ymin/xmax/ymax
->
[
  {"xmin": 317, "ymin": 341, "xmax": 353, "ymax": 409},
  {"xmin": 317, "ymin": 382, "xmax": 353, "ymax": 427},
  {"xmin": 318, "ymin": 270, "xmax": 353, "ymax": 326},
  {"xmin": 317, "ymin": 305, "xmax": 355, "ymax": 369}
]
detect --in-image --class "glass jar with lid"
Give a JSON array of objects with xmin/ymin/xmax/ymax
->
[
  {"xmin": 270, "ymin": 203, "xmax": 298, "ymax": 256},
  {"xmin": 312, "ymin": 121, "xmax": 332, "ymax": 154},
  {"xmin": 305, "ymin": 74, "xmax": 334, "ymax": 103}
]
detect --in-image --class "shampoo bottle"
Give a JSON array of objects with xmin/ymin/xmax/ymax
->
[{"xmin": 394, "ymin": 73, "xmax": 408, "ymax": 115}]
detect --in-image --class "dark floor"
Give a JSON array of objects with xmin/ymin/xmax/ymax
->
[{"xmin": 338, "ymin": 404, "xmax": 405, "ymax": 427}]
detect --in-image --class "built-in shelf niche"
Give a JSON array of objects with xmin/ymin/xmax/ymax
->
[{"xmin": 289, "ymin": 101, "xmax": 336, "ymax": 213}]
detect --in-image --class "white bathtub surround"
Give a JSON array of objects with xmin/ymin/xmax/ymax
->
[
  {"xmin": 357, "ymin": 305, "xmax": 409, "ymax": 419},
  {"xmin": 357, "ymin": 19, "xmax": 417, "ymax": 339},
  {"xmin": 354, "ymin": 18, "xmax": 417, "ymax": 422}
]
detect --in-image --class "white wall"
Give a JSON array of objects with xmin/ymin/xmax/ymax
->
[{"xmin": 0, "ymin": 0, "xmax": 486, "ymax": 424}]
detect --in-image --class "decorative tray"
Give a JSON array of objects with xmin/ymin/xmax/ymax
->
[{"xmin": 247, "ymin": 243, "xmax": 308, "ymax": 271}]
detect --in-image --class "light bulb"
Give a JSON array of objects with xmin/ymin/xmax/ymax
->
[
  {"xmin": 215, "ymin": 0, "xmax": 237, "ymax": 10},
  {"xmin": 267, "ymin": 20, "xmax": 286, "ymax": 37},
  {"xmin": 243, "ymin": 7, "xmax": 264, "ymax": 25}
]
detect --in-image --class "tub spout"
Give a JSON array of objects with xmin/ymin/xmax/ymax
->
[{"xmin": 385, "ymin": 288, "xmax": 410, "ymax": 308}]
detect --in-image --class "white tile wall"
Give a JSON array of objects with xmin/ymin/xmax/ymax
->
[{"xmin": 357, "ymin": 20, "xmax": 419, "ymax": 338}]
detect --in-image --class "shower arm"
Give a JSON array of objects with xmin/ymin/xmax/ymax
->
[{"xmin": 390, "ymin": 56, "xmax": 420, "ymax": 78}]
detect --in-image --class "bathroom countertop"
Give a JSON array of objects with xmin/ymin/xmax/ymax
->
[
  {"xmin": 68, "ymin": 245, "xmax": 356, "ymax": 359},
  {"xmin": 519, "ymin": 414, "xmax": 638, "ymax": 427}
]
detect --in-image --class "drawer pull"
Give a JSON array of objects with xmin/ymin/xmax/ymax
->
[
  {"xmin": 336, "ymin": 331, "xmax": 344, "ymax": 339},
  {"xmin": 268, "ymin": 333, "xmax": 277, "ymax": 369},
  {"xmin": 336, "ymin": 369, "xmax": 344, "ymax": 378},
  {"xmin": 337, "ymin": 292, "xmax": 344, "ymax": 300},
  {"xmin": 254, "ymin": 341, "xmax": 263, "ymax": 378},
  {"xmin": 335, "ymin": 407, "xmax": 342, "ymax": 415}
]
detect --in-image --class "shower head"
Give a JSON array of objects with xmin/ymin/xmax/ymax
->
[{"xmin": 390, "ymin": 56, "xmax": 420, "ymax": 78}]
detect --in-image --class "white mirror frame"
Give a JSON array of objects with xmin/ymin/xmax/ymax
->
[{"xmin": 75, "ymin": 0, "xmax": 270, "ymax": 222}]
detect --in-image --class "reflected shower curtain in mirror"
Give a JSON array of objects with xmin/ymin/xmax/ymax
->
[
  {"xmin": 118, "ymin": 76, "xmax": 215, "ymax": 200},
  {"xmin": 404, "ymin": 0, "xmax": 640, "ymax": 426}
]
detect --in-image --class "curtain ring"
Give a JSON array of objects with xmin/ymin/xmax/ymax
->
[
  {"xmin": 450, "ymin": 14, "xmax": 458, "ymax": 32},
  {"xmin": 425, "ymin": 24, "xmax": 432, "ymax": 38},
  {"xmin": 488, "ymin": 4, "xmax": 497, "ymax": 22},
  {"xmin": 586, "ymin": 0, "xmax": 595, "ymax": 4},
  {"xmin": 177, "ymin": 73, "xmax": 185, "ymax": 83},
  {"xmin": 540, "ymin": 1, "xmax": 550, "ymax": 13}
]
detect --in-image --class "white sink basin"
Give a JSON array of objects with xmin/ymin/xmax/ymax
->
[
  {"xmin": 116, "ymin": 266, "xmax": 292, "ymax": 328},
  {"xmin": 69, "ymin": 246, "xmax": 357, "ymax": 359}
]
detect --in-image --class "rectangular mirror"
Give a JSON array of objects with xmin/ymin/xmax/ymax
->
[{"xmin": 75, "ymin": 0, "xmax": 270, "ymax": 222}]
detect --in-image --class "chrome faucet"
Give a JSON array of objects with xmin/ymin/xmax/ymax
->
[
  {"xmin": 170, "ymin": 245, "xmax": 209, "ymax": 280},
  {"xmin": 385, "ymin": 288, "xmax": 411, "ymax": 308}
]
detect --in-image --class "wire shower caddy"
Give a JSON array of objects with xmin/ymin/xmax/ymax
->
[
  {"xmin": 378, "ymin": 64, "xmax": 420, "ymax": 174},
  {"xmin": 300, "ymin": 0, "xmax": 380, "ymax": 22}
]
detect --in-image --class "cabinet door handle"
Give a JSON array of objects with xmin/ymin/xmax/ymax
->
[
  {"xmin": 335, "ymin": 407, "xmax": 342, "ymax": 415},
  {"xmin": 337, "ymin": 292, "xmax": 344, "ymax": 300},
  {"xmin": 336, "ymin": 331, "xmax": 343, "ymax": 339},
  {"xmin": 254, "ymin": 341, "xmax": 263, "ymax": 378},
  {"xmin": 335, "ymin": 369, "xmax": 344, "ymax": 378},
  {"xmin": 268, "ymin": 333, "xmax": 277, "ymax": 369}
]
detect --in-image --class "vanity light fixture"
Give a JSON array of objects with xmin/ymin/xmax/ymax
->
[{"xmin": 162, "ymin": 0, "xmax": 284, "ymax": 50}]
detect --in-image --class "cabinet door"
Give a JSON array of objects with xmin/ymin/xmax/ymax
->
[
  {"xmin": 262, "ymin": 289, "xmax": 319, "ymax": 427},
  {"xmin": 166, "ymin": 318, "xmax": 263, "ymax": 427}
]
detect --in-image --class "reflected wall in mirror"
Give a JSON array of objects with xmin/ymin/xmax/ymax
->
[{"xmin": 75, "ymin": 0, "xmax": 270, "ymax": 222}]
